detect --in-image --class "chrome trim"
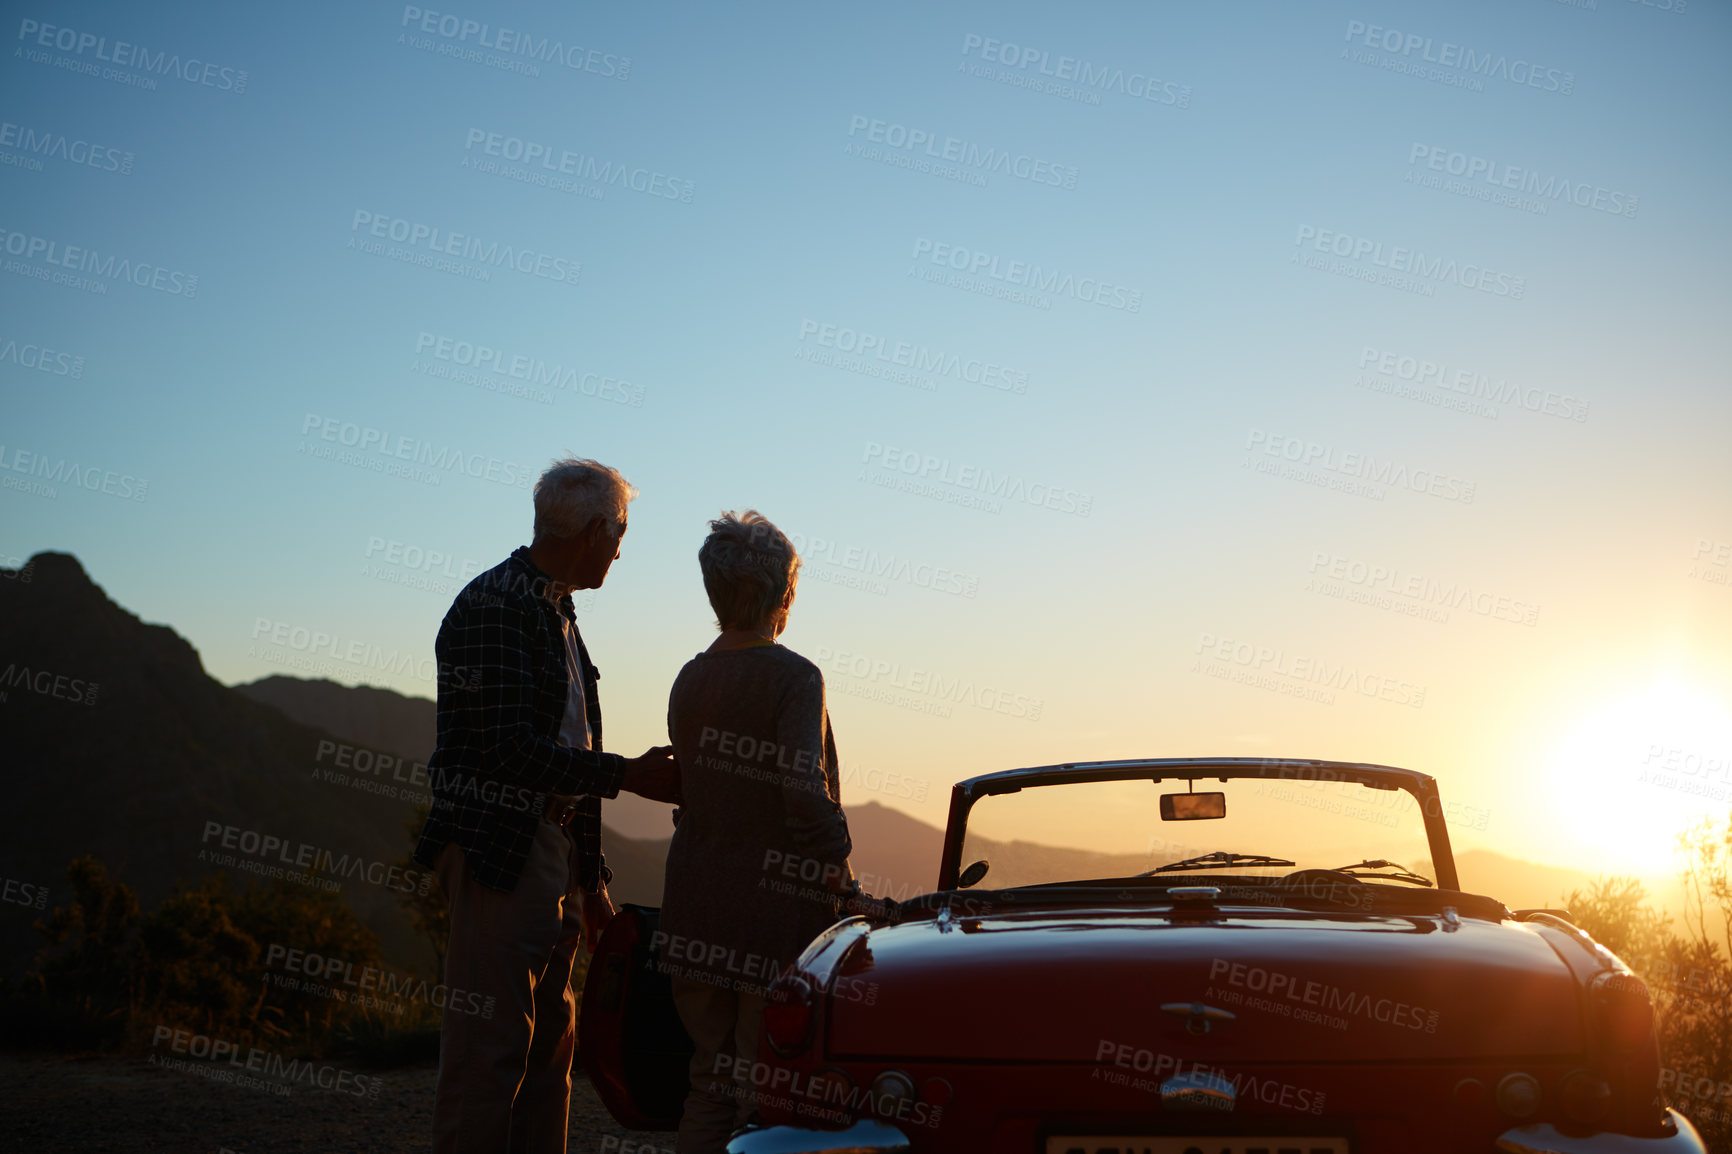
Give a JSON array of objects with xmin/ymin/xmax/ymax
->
[
  {"xmin": 1159, "ymin": 1001, "xmax": 1236, "ymax": 1035},
  {"xmin": 1496, "ymin": 1071, "xmax": 1542, "ymax": 1118},
  {"xmin": 1495, "ymin": 1109, "xmax": 1708, "ymax": 1154},
  {"xmin": 727, "ymin": 1120, "xmax": 912, "ymax": 1154},
  {"xmin": 785, "ymin": 917, "xmax": 873, "ymax": 995},
  {"xmin": 869, "ymin": 1069, "xmax": 915, "ymax": 1106},
  {"xmin": 1167, "ymin": 886, "xmax": 1222, "ymax": 900},
  {"xmin": 1160, "ymin": 1068, "xmax": 1236, "ymax": 1112}
]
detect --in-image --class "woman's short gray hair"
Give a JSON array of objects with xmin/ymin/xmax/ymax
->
[
  {"xmin": 533, "ymin": 458, "xmax": 637, "ymax": 538},
  {"xmin": 699, "ymin": 511, "xmax": 801, "ymax": 633}
]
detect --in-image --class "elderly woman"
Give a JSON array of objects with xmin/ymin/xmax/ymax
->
[{"xmin": 660, "ymin": 511, "xmax": 868, "ymax": 1154}]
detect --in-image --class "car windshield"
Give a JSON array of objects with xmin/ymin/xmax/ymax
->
[{"xmin": 957, "ymin": 773, "xmax": 1445, "ymax": 890}]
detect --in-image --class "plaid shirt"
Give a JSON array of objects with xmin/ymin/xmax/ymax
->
[{"xmin": 413, "ymin": 547, "xmax": 626, "ymax": 892}]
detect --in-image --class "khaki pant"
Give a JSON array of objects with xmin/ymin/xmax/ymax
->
[
  {"xmin": 670, "ymin": 977, "xmax": 765, "ymax": 1154},
  {"xmin": 434, "ymin": 821, "xmax": 583, "ymax": 1154}
]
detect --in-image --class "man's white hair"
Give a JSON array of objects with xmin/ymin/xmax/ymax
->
[{"xmin": 533, "ymin": 458, "xmax": 637, "ymax": 538}]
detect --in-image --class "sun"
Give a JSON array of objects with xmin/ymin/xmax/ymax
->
[{"xmin": 1543, "ymin": 679, "xmax": 1732, "ymax": 874}]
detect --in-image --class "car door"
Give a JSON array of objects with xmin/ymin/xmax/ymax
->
[{"xmin": 577, "ymin": 903, "xmax": 694, "ymax": 1130}]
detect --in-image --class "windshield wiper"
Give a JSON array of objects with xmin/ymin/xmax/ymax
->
[
  {"xmin": 1331, "ymin": 859, "xmax": 1433, "ymax": 887},
  {"xmin": 1140, "ymin": 851, "xmax": 1296, "ymax": 877}
]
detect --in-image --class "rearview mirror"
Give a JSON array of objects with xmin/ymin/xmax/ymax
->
[
  {"xmin": 958, "ymin": 860, "xmax": 990, "ymax": 889},
  {"xmin": 1160, "ymin": 792, "xmax": 1226, "ymax": 820}
]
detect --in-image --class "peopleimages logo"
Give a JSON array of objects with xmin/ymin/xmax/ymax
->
[
  {"xmin": 0, "ymin": 662, "xmax": 100, "ymax": 706},
  {"xmin": 264, "ymin": 943, "xmax": 496, "ymax": 1019},
  {"xmin": 350, "ymin": 211, "xmax": 579, "ymax": 285},
  {"xmin": 1357, "ymin": 346, "xmax": 1587, "ymax": 422},
  {"xmin": 0, "ymin": 120, "xmax": 133, "ymax": 174},
  {"xmin": 151, "ymin": 1026, "xmax": 381, "ymax": 1097},
  {"xmin": 249, "ymin": 614, "xmax": 467, "ymax": 686},
  {"xmin": 398, "ymin": 7, "xmax": 629, "ymax": 78},
  {"xmin": 199, "ymin": 820, "xmax": 434, "ymax": 896},
  {"xmin": 1245, "ymin": 429, "xmax": 1476, "ymax": 504},
  {"xmin": 1, "ymin": 875, "xmax": 49, "ymax": 911},
  {"xmin": 1095, "ymin": 1040, "xmax": 1326, "ymax": 1115},
  {"xmin": 960, "ymin": 35, "xmax": 1191, "ymax": 107},
  {"xmin": 462, "ymin": 129, "xmax": 692, "ymax": 202},
  {"xmin": 15, "ymin": 18, "xmax": 249, "ymax": 92},
  {"xmin": 797, "ymin": 320, "xmax": 1028, "ymax": 394},
  {"xmin": 911, "ymin": 238, "xmax": 1141, "ymax": 312},
  {"xmin": 1193, "ymin": 631, "xmax": 1427, "ymax": 709},
  {"xmin": 785, "ymin": 528, "xmax": 981, "ymax": 599},
  {"xmin": 1308, "ymin": 550, "xmax": 1540, "ymax": 627},
  {"xmin": 1342, "ymin": 20, "xmax": 1574, "ymax": 95},
  {"xmin": 846, "ymin": 115, "xmax": 1079, "ymax": 189},
  {"xmin": 813, "ymin": 644, "xmax": 1045, "ymax": 721},
  {"xmin": 1294, "ymin": 226, "xmax": 1525, "ymax": 299},
  {"xmin": 0, "ymin": 337, "xmax": 84, "ymax": 378},
  {"xmin": 862, "ymin": 441, "xmax": 1093, "ymax": 517},
  {"xmin": 413, "ymin": 331, "xmax": 643, "ymax": 406},
  {"xmin": 0, "ymin": 443, "xmax": 148, "ymax": 501},
  {"xmin": 298, "ymin": 412, "xmax": 538, "ymax": 489},
  {"xmin": 1209, "ymin": 958, "xmax": 1441, "ymax": 1033},
  {"xmin": 1407, "ymin": 144, "xmax": 1637, "ymax": 219},
  {"xmin": 0, "ymin": 227, "xmax": 198, "ymax": 296}
]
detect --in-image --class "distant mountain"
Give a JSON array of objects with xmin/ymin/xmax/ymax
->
[
  {"xmin": 843, "ymin": 801, "xmax": 1154, "ymax": 898},
  {"xmin": 234, "ymin": 675, "xmax": 435, "ymax": 764},
  {"xmin": 843, "ymin": 801, "xmax": 942, "ymax": 897},
  {"xmin": 0, "ymin": 553, "xmax": 433, "ymax": 974},
  {"xmin": 597, "ymin": 829, "xmax": 671, "ymax": 909},
  {"xmin": 833, "ymin": 805, "xmax": 1649, "ymax": 913},
  {"xmin": 4, "ymin": 549, "xmax": 1656, "ymax": 987},
  {"xmin": 1455, "ymin": 849, "xmax": 1596, "ymax": 913}
]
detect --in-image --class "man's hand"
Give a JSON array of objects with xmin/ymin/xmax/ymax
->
[
  {"xmin": 580, "ymin": 887, "xmax": 616, "ymax": 954},
  {"xmin": 622, "ymin": 745, "xmax": 681, "ymax": 804}
]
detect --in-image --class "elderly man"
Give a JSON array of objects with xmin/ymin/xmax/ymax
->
[{"xmin": 414, "ymin": 457, "xmax": 679, "ymax": 1154}]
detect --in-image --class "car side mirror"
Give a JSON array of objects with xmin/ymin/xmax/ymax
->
[
  {"xmin": 958, "ymin": 860, "xmax": 990, "ymax": 889},
  {"xmin": 1160, "ymin": 792, "xmax": 1226, "ymax": 820}
]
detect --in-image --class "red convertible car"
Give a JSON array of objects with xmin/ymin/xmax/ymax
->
[{"xmin": 579, "ymin": 757, "xmax": 1705, "ymax": 1154}]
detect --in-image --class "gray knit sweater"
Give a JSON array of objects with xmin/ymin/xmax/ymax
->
[{"xmin": 659, "ymin": 644, "xmax": 853, "ymax": 993}]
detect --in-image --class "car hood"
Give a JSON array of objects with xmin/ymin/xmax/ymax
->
[{"xmin": 826, "ymin": 904, "xmax": 1585, "ymax": 1062}]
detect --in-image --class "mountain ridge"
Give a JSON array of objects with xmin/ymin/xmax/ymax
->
[
  {"xmin": 2, "ymin": 550, "xmax": 1659, "ymax": 982},
  {"xmin": 0, "ymin": 553, "xmax": 438, "ymax": 973}
]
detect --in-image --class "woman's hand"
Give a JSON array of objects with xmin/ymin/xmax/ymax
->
[
  {"xmin": 830, "ymin": 869, "xmax": 895, "ymax": 920},
  {"xmin": 841, "ymin": 890, "xmax": 897, "ymax": 921}
]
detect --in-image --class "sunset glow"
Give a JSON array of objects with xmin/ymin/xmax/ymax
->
[{"xmin": 1541, "ymin": 678, "xmax": 1732, "ymax": 874}]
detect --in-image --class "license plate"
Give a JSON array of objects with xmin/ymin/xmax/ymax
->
[{"xmin": 1046, "ymin": 1139, "xmax": 1348, "ymax": 1154}]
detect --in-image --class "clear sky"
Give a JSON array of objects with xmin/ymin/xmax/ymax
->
[{"xmin": 4, "ymin": 0, "xmax": 1729, "ymax": 880}]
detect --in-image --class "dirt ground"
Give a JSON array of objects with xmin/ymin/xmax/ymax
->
[{"xmin": 0, "ymin": 1052, "xmax": 667, "ymax": 1154}]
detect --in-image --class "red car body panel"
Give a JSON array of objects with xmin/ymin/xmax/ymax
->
[
  {"xmin": 824, "ymin": 908, "xmax": 1585, "ymax": 1063},
  {"xmin": 578, "ymin": 758, "xmax": 1693, "ymax": 1154}
]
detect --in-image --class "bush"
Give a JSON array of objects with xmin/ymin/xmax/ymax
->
[
  {"xmin": 1566, "ymin": 814, "xmax": 1732, "ymax": 1147},
  {"xmin": 2, "ymin": 854, "xmax": 443, "ymax": 1066},
  {"xmin": 3, "ymin": 855, "xmax": 141, "ymax": 1048}
]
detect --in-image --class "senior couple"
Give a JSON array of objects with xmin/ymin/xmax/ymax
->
[{"xmin": 412, "ymin": 457, "xmax": 878, "ymax": 1154}]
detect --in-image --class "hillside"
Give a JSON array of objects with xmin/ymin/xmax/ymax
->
[
  {"xmin": 0, "ymin": 553, "xmax": 433, "ymax": 973},
  {"xmin": 234, "ymin": 674, "xmax": 436, "ymax": 765}
]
